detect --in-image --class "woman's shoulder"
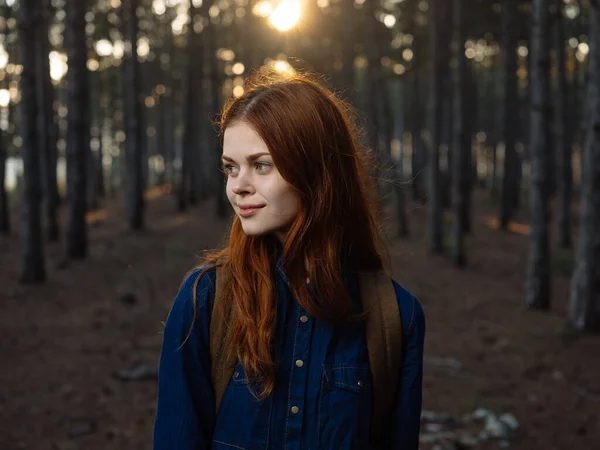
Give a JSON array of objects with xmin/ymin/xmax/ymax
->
[
  {"xmin": 390, "ymin": 279, "xmax": 425, "ymax": 338},
  {"xmin": 178, "ymin": 265, "xmax": 218, "ymax": 306},
  {"xmin": 167, "ymin": 265, "xmax": 218, "ymax": 325}
]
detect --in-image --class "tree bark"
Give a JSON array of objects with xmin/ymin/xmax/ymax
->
[
  {"xmin": 189, "ymin": 6, "xmax": 206, "ymax": 206},
  {"xmin": 123, "ymin": 0, "xmax": 145, "ymax": 228},
  {"xmin": 500, "ymin": 0, "xmax": 519, "ymax": 229},
  {"xmin": 96, "ymin": 69, "xmax": 106, "ymax": 198},
  {"xmin": 88, "ymin": 68, "xmax": 102, "ymax": 211},
  {"xmin": 18, "ymin": 0, "xmax": 46, "ymax": 282},
  {"xmin": 240, "ymin": 0, "xmax": 262, "ymax": 74},
  {"xmin": 65, "ymin": 0, "xmax": 90, "ymax": 258},
  {"xmin": 427, "ymin": 0, "xmax": 444, "ymax": 253},
  {"xmin": 156, "ymin": 81, "xmax": 167, "ymax": 187},
  {"xmin": 36, "ymin": 0, "xmax": 59, "ymax": 241},
  {"xmin": 395, "ymin": 87, "xmax": 409, "ymax": 238},
  {"xmin": 162, "ymin": 19, "xmax": 175, "ymax": 187},
  {"xmin": 554, "ymin": 0, "xmax": 573, "ymax": 249},
  {"xmin": 410, "ymin": 69, "xmax": 426, "ymax": 201},
  {"xmin": 0, "ymin": 5, "xmax": 10, "ymax": 234},
  {"xmin": 0, "ymin": 127, "xmax": 9, "ymax": 234},
  {"xmin": 178, "ymin": 3, "xmax": 198, "ymax": 213},
  {"xmin": 200, "ymin": 1, "xmax": 227, "ymax": 218},
  {"xmin": 489, "ymin": 73, "xmax": 500, "ymax": 198},
  {"xmin": 108, "ymin": 66, "xmax": 120, "ymax": 198},
  {"xmin": 526, "ymin": 0, "xmax": 551, "ymax": 309},
  {"xmin": 410, "ymin": 31, "xmax": 426, "ymax": 202},
  {"xmin": 364, "ymin": 0, "xmax": 384, "ymax": 195},
  {"xmin": 569, "ymin": 0, "xmax": 600, "ymax": 332},
  {"xmin": 441, "ymin": 76, "xmax": 453, "ymax": 210},
  {"xmin": 451, "ymin": 0, "xmax": 467, "ymax": 267},
  {"xmin": 462, "ymin": 61, "xmax": 475, "ymax": 234}
]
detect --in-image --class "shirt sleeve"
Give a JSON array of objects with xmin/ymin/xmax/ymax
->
[
  {"xmin": 153, "ymin": 268, "xmax": 217, "ymax": 450},
  {"xmin": 388, "ymin": 283, "xmax": 426, "ymax": 450}
]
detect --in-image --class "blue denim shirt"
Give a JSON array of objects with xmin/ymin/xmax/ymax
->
[{"xmin": 153, "ymin": 262, "xmax": 425, "ymax": 450}]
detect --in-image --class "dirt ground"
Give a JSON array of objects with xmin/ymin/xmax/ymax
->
[{"xmin": 1, "ymin": 187, "xmax": 599, "ymax": 450}]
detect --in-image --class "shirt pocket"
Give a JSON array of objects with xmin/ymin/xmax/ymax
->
[
  {"xmin": 212, "ymin": 362, "xmax": 272, "ymax": 450},
  {"xmin": 318, "ymin": 365, "xmax": 372, "ymax": 450}
]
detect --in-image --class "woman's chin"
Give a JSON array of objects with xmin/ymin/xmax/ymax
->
[{"xmin": 239, "ymin": 225, "xmax": 271, "ymax": 237}]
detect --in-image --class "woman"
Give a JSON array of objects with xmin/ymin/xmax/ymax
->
[{"xmin": 153, "ymin": 69, "xmax": 425, "ymax": 450}]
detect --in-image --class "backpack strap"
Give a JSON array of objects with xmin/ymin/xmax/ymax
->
[
  {"xmin": 358, "ymin": 270, "xmax": 403, "ymax": 448},
  {"xmin": 209, "ymin": 265, "xmax": 237, "ymax": 416}
]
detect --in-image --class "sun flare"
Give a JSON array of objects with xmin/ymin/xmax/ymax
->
[{"xmin": 269, "ymin": 0, "xmax": 302, "ymax": 32}]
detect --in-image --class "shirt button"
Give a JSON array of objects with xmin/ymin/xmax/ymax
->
[
  {"xmin": 300, "ymin": 315, "xmax": 308, "ymax": 323},
  {"xmin": 295, "ymin": 359, "xmax": 304, "ymax": 368},
  {"xmin": 291, "ymin": 406, "xmax": 299, "ymax": 414}
]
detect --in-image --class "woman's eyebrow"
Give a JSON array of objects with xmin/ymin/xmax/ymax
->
[{"xmin": 221, "ymin": 152, "xmax": 271, "ymax": 162}]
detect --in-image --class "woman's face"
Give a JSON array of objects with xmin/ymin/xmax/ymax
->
[{"xmin": 222, "ymin": 121, "xmax": 299, "ymax": 241}]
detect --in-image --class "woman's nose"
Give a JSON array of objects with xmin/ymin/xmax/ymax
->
[{"xmin": 231, "ymin": 170, "xmax": 255, "ymax": 195}]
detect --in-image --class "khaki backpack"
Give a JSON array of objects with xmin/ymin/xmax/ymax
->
[{"xmin": 208, "ymin": 266, "xmax": 402, "ymax": 447}]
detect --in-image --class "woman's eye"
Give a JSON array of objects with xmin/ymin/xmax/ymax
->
[
  {"xmin": 221, "ymin": 164, "xmax": 238, "ymax": 176},
  {"xmin": 255, "ymin": 162, "xmax": 271, "ymax": 173}
]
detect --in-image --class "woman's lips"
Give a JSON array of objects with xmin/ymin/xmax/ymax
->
[{"xmin": 238, "ymin": 205, "xmax": 265, "ymax": 218}]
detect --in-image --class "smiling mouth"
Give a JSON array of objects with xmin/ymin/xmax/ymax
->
[{"xmin": 237, "ymin": 205, "xmax": 265, "ymax": 218}]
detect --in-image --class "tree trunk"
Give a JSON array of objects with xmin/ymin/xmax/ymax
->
[
  {"xmin": 201, "ymin": 1, "xmax": 228, "ymax": 218},
  {"xmin": 395, "ymin": 88, "xmax": 409, "ymax": 238},
  {"xmin": 451, "ymin": 0, "xmax": 467, "ymax": 267},
  {"xmin": 189, "ymin": 9, "xmax": 206, "ymax": 206},
  {"xmin": 156, "ymin": 83, "xmax": 167, "ymax": 187},
  {"xmin": 410, "ymin": 34, "xmax": 426, "ymax": 202},
  {"xmin": 387, "ymin": 79, "xmax": 409, "ymax": 237},
  {"xmin": 462, "ymin": 60, "xmax": 475, "ymax": 234},
  {"xmin": 36, "ymin": 0, "xmax": 59, "ymax": 241},
  {"xmin": 514, "ymin": 60, "xmax": 525, "ymax": 211},
  {"xmin": 427, "ymin": 0, "xmax": 444, "ymax": 253},
  {"xmin": 0, "ymin": 6, "xmax": 10, "ymax": 235},
  {"xmin": 364, "ymin": 0, "xmax": 384, "ymax": 195},
  {"xmin": 410, "ymin": 70, "xmax": 426, "ymax": 201},
  {"xmin": 489, "ymin": 70, "xmax": 500, "ymax": 198},
  {"xmin": 567, "ymin": 46, "xmax": 584, "ymax": 163},
  {"xmin": 526, "ymin": 0, "xmax": 551, "ymax": 309},
  {"xmin": 500, "ymin": 0, "xmax": 519, "ymax": 229},
  {"xmin": 522, "ymin": 35, "xmax": 533, "ymax": 168},
  {"xmin": 178, "ymin": 2, "xmax": 198, "ymax": 213},
  {"xmin": 140, "ymin": 80, "xmax": 149, "ymax": 192},
  {"xmin": 123, "ymin": 0, "xmax": 145, "ymax": 228},
  {"xmin": 240, "ymin": 0, "xmax": 262, "ymax": 74},
  {"xmin": 554, "ymin": 0, "xmax": 572, "ymax": 249},
  {"xmin": 441, "ymin": 77, "xmax": 453, "ymax": 210},
  {"xmin": 88, "ymin": 69, "xmax": 101, "ymax": 211},
  {"xmin": 163, "ymin": 23, "xmax": 175, "ymax": 186},
  {"xmin": 0, "ymin": 128, "xmax": 9, "ymax": 234},
  {"xmin": 65, "ymin": 0, "xmax": 90, "ymax": 259},
  {"xmin": 108, "ymin": 66, "xmax": 120, "ymax": 198},
  {"xmin": 569, "ymin": 0, "xmax": 600, "ymax": 332},
  {"xmin": 96, "ymin": 69, "xmax": 106, "ymax": 198},
  {"xmin": 18, "ymin": 0, "xmax": 46, "ymax": 282}
]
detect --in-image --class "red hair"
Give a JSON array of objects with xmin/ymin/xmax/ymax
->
[{"xmin": 191, "ymin": 69, "xmax": 389, "ymax": 398}]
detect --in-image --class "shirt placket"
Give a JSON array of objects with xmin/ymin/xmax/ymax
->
[{"xmin": 283, "ymin": 304, "xmax": 313, "ymax": 450}]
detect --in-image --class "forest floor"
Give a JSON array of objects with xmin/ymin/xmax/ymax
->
[{"xmin": 1, "ymin": 186, "xmax": 599, "ymax": 450}]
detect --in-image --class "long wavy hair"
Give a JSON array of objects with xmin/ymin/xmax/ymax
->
[{"xmin": 189, "ymin": 68, "xmax": 389, "ymax": 398}]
